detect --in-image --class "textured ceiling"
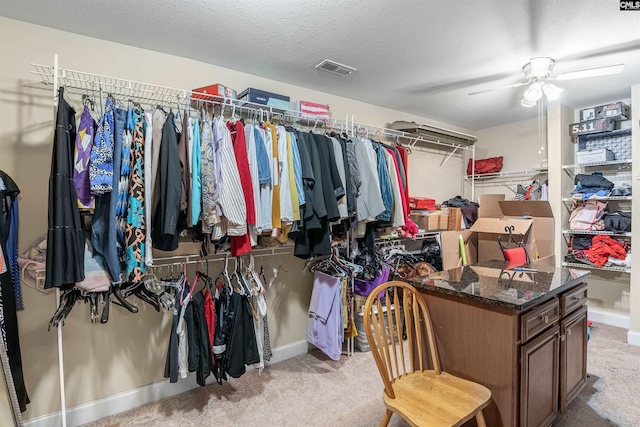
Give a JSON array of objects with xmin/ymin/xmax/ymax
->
[{"xmin": 1, "ymin": 0, "xmax": 639, "ymax": 130}]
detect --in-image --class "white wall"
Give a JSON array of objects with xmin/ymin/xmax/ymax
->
[
  {"xmin": 469, "ymin": 116, "xmax": 548, "ymax": 201},
  {"xmin": 629, "ymin": 84, "xmax": 640, "ymax": 344},
  {"xmin": 0, "ymin": 17, "xmax": 474, "ymax": 422}
]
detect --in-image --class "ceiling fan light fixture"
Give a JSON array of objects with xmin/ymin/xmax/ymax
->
[
  {"xmin": 529, "ymin": 57, "xmax": 554, "ymax": 77},
  {"xmin": 521, "ymin": 98, "xmax": 536, "ymax": 108},
  {"xmin": 524, "ymin": 82, "xmax": 543, "ymax": 102},
  {"xmin": 543, "ymin": 83, "xmax": 563, "ymax": 101}
]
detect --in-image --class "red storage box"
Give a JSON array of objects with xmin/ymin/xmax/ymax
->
[
  {"xmin": 192, "ymin": 84, "xmax": 236, "ymax": 102},
  {"xmin": 409, "ymin": 197, "xmax": 436, "ymax": 210}
]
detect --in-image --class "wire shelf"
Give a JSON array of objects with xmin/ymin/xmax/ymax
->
[
  {"xmin": 561, "ymin": 262, "xmax": 630, "ymax": 274},
  {"xmin": 464, "ymin": 168, "xmax": 547, "ymax": 181},
  {"xmin": 562, "ymin": 229, "xmax": 631, "ymax": 237},
  {"xmin": 30, "ymin": 62, "xmax": 474, "ymax": 154},
  {"xmin": 562, "ymin": 159, "xmax": 632, "ymax": 170},
  {"xmin": 562, "ymin": 196, "xmax": 632, "ymax": 202}
]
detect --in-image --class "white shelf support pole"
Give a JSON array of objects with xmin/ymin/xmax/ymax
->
[{"xmin": 52, "ymin": 53, "xmax": 68, "ymax": 427}]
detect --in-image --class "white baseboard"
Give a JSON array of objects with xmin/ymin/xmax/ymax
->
[
  {"xmin": 628, "ymin": 330, "xmax": 640, "ymax": 347},
  {"xmin": 23, "ymin": 339, "xmax": 309, "ymax": 427},
  {"xmin": 588, "ymin": 307, "xmax": 630, "ymax": 329}
]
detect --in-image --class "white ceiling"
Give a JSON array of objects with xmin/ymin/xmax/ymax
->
[{"xmin": 1, "ymin": 0, "xmax": 639, "ymax": 130}]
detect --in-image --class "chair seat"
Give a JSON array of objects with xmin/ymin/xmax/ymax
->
[{"xmin": 383, "ymin": 371, "xmax": 491, "ymax": 427}]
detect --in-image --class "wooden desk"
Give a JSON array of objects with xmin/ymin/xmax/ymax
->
[{"xmin": 409, "ymin": 261, "xmax": 590, "ymax": 427}]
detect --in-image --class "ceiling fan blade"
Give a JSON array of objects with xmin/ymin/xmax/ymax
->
[
  {"xmin": 468, "ymin": 82, "xmax": 528, "ymax": 96},
  {"xmin": 555, "ymin": 64, "xmax": 626, "ymax": 81}
]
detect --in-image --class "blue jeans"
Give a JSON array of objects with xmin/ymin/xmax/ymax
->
[{"xmin": 92, "ymin": 107, "xmax": 126, "ymax": 283}]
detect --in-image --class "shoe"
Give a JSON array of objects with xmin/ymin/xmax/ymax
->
[
  {"xmin": 620, "ymin": 183, "xmax": 632, "ymax": 196},
  {"xmin": 611, "ymin": 187, "xmax": 623, "ymax": 196}
]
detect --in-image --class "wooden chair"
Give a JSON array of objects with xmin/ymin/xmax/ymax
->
[{"xmin": 363, "ymin": 281, "xmax": 491, "ymax": 427}]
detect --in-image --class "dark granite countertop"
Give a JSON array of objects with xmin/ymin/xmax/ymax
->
[{"xmin": 408, "ymin": 260, "xmax": 591, "ymax": 310}]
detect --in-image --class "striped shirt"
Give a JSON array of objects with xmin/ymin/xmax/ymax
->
[{"xmin": 213, "ymin": 116, "xmax": 246, "ymax": 236}]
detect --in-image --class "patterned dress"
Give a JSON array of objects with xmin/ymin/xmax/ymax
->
[
  {"xmin": 125, "ymin": 105, "xmax": 146, "ymax": 283},
  {"xmin": 200, "ymin": 117, "xmax": 219, "ymax": 233}
]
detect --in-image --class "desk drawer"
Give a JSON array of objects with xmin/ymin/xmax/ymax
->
[
  {"xmin": 561, "ymin": 284, "xmax": 588, "ymax": 317},
  {"xmin": 522, "ymin": 298, "xmax": 560, "ymax": 343}
]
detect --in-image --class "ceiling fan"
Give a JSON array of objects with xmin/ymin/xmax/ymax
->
[{"xmin": 469, "ymin": 57, "xmax": 626, "ymax": 107}]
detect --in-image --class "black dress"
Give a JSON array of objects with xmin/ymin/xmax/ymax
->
[
  {"xmin": 0, "ymin": 171, "xmax": 29, "ymax": 411},
  {"xmin": 45, "ymin": 87, "xmax": 85, "ymax": 289}
]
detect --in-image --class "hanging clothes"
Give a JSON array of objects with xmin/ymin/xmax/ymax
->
[
  {"xmin": 285, "ymin": 132, "xmax": 300, "ymax": 221},
  {"xmin": 74, "ymin": 104, "xmax": 96, "ymax": 209},
  {"xmin": 116, "ymin": 108, "xmax": 133, "ymax": 264},
  {"xmin": 143, "ymin": 111, "xmax": 154, "ymax": 267},
  {"xmin": 244, "ymin": 124, "xmax": 262, "ymax": 244},
  {"xmin": 329, "ymin": 137, "xmax": 348, "ymax": 220},
  {"xmin": 352, "ymin": 137, "xmax": 385, "ymax": 223},
  {"xmin": 177, "ymin": 112, "xmax": 191, "ymax": 220},
  {"xmin": 374, "ymin": 142, "xmax": 393, "ymax": 222},
  {"xmin": 89, "ymin": 96, "xmax": 115, "ymax": 194},
  {"xmin": 227, "ymin": 120, "xmax": 255, "ymax": 256},
  {"xmin": 225, "ymin": 291, "xmax": 260, "ymax": 378},
  {"xmin": 264, "ymin": 122, "xmax": 281, "ymax": 232},
  {"xmin": 152, "ymin": 112, "xmax": 181, "ymax": 252},
  {"xmin": 45, "ymin": 87, "xmax": 85, "ymax": 289},
  {"xmin": 0, "ymin": 171, "xmax": 29, "ymax": 411},
  {"xmin": 213, "ymin": 117, "xmax": 246, "ymax": 238},
  {"xmin": 276, "ymin": 126, "xmax": 294, "ymax": 223},
  {"xmin": 307, "ymin": 270, "xmax": 343, "ymax": 361},
  {"xmin": 124, "ymin": 106, "xmax": 146, "ymax": 282},
  {"xmin": 191, "ymin": 119, "xmax": 202, "ymax": 226},
  {"xmin": 200, "ymin": 116, "xmax": 220, "ymax": 233},
  {"xmin": 254, "ymin": 126, "xmax": 273, "ymax": 232},
  {"xmin": 150, "ymin": 108, "xmax": 166, "ymax": 218},
  {"xmin": 91, "ymin": 106, "xmax": 126, "ymax": 283}
]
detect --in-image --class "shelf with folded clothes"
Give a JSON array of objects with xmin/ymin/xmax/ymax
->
[
  {"xmin": 562, "ymin": 229, "xmax": 632, "ymax": 237},
  {"xmin": 463, "ymin": 167, "xmax": 547, "ymax": 182},
  {"xmin": 561, "ymin": 262, "xmax": 630, "ymax": 274}
]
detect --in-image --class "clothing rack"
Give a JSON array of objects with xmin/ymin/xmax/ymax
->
[{"xmin": 29, "ymin": 54, "xmax": 472, "ymax": 423}]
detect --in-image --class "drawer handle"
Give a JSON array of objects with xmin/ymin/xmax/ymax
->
[
  {"xmin": 542, "ymin": 315, "xmax": 549, "ymax": 323},
  {"xmin": 561, "ymin": 334, "xmax": 565, "ymax": 342},
  {"xmin": 567, "ymin": 328, "xmax": 572, "ymax": 336},
  {"xmin": 572, "ymin": 296, "xmax": 583, "ymax": 302}
]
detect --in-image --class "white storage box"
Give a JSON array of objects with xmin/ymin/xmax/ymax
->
[{"xmin": 577, "ymin": 148, "xmax": 614, "ymax": 164}]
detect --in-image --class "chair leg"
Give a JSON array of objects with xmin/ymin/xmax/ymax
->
[
  {"xmin": 379, "ymin": 409, "xmax": 393, "ymax": 427},
  {"xmin": 475, "ymin": 410, "xmax": 487, "ymax": 427}
]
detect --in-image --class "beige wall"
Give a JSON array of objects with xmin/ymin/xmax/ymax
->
[
  {"xmin": 468, "ymin": 116, "xmax": 548, "ymax": 201},
  {"xmin": 0, "ymin": 17, "xmax": 474, "ymax": 421}
]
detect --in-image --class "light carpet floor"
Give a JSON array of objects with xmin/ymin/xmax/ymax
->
[{"xmin": 83, "ymin": 322, "xmax": 640, "ymax": 427}]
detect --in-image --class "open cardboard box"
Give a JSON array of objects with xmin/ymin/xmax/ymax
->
[{"xmin": 441, "ymin": 195, "xmax": 555, "ymax": 270}]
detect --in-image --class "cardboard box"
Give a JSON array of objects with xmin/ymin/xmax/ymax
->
[
  {"xmin": 580, "ymin": 101, "xmax": 630, "ymax": 121},
  {"xmin": 440, "ymin": 195, "xmax": 555, "ymax": 269},
  {"xmin": 438, "ymin": 214, "xmax": 449, "ymax": 230},
  {"xmin": 409, "ymin": 211, "xmax": 446, "ymax": 231},
  {"xmin": 447, "ymin": 207, "xmax": 463, "ymax": 231},
  {"xmin": 238, "ymin": 87, "xmax": 290, "ymax": 110}
]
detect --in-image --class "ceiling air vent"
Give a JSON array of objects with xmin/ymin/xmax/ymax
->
[{"xmin": 315, "ymin": 59, "xmax": 357, "ymax": 76}]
